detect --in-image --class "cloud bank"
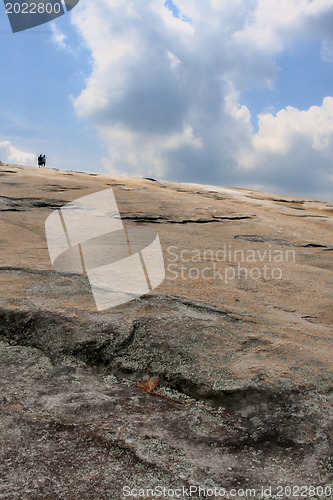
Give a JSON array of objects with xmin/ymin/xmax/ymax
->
[
  {"xmin": 0, "ymin": 141, "xmax": 36, "ymax": 166},
  {"xmin": 71, "ymin": 0, "xmax": 333, "ymax": 200}
]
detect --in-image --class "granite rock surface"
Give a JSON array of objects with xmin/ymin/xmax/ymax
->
[{"xmin": 0, "ymin": 164, "xmax": 332, "ymax": 499}]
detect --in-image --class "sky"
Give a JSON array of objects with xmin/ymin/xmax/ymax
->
[{"xmin": 0, "ymin": 0, "xmax": 332, "ymax": 201}]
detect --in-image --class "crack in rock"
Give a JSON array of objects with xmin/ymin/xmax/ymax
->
[
  {"xmin": 303, "ymin": 243, "xmax": 328, "ymax": 248},
  {"xmin": 234, "ymin": 235, "xmax": 298, "ymax": 246},
  {"xmin": 234, "ymin": 234, "xmax": 329, "ymax": 248},
  {"xmin": 281, "ymin": 213, "xmax": 329, "ymax": 218},
  {"xmin": 0, "ymin": 195, "xmax": 67, "ymax": 210},
  {"xmin": 121, "ymin": 214, "xmax": 254, "ymax": 224}
]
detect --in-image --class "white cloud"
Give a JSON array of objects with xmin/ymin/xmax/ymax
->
[
  {"xmin": 50, "ymin": 22, "xmax": 76, "ymax": 53},
  {"xmin": 100, "ymin": 123, "xmax": 203, "ymax": 178},
  {"xmin": 236, "ymin": 97, "xmax": 333, "ymax": 198},
  {"xmin": 233, "ymin": 0, "xmax": 333, "ymax": 56},
  {"xmin": 0, "ymin": 141, "xmax": 36, "ymax": 165},
  {"xmin": 70, "ymin": 0, "xmax": 333, "ymax": 200},
  {"xmin": 239, "ymin": 97, "xmax": 333, "ymax": 163},
  {"xmin": 51, "ymin": 23, "xmax": 70, "ymax": 50}
]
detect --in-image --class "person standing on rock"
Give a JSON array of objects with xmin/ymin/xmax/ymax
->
[
  {"xmin": 38, "ymin": 154, "xmax": 43, "ymax": 168},
  {"xmin": 42, "ymin": 155, "xmax": 46, "ymax": 167}
]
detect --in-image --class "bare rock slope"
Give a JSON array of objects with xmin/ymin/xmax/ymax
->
[{"xmin": 0, "ymin": 164, "xmax": 332, "ymax": 499}]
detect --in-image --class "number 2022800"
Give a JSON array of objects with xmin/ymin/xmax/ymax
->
[{"xmin": 5, "ymin": 2, "xmax": 62, "ymax": 14}]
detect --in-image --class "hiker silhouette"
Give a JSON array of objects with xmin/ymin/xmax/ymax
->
[{"xmin": 38, "ymin": 154, "xmax": 46, "ymax": 168}]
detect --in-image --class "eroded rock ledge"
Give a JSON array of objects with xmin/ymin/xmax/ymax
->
[{"xmin": 1, "ymin": 294, "xmax": 333, "ymax": 498}]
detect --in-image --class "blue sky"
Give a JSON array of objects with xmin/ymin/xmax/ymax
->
[
  {"xmin": 0, "ymin": 0, "xmax": 332, "ymax": 201},
  {"xmin": 242, "ymin": 40, "xmax": 333, "ymax": 130},
  {"xmin": 0, "ymin": 5, "xmax": 103, "ymax": 172}
]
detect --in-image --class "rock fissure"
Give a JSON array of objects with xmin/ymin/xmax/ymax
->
[{"xmin": 120, "ymin": 214, "xmax": 254, "ymax": 224}]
